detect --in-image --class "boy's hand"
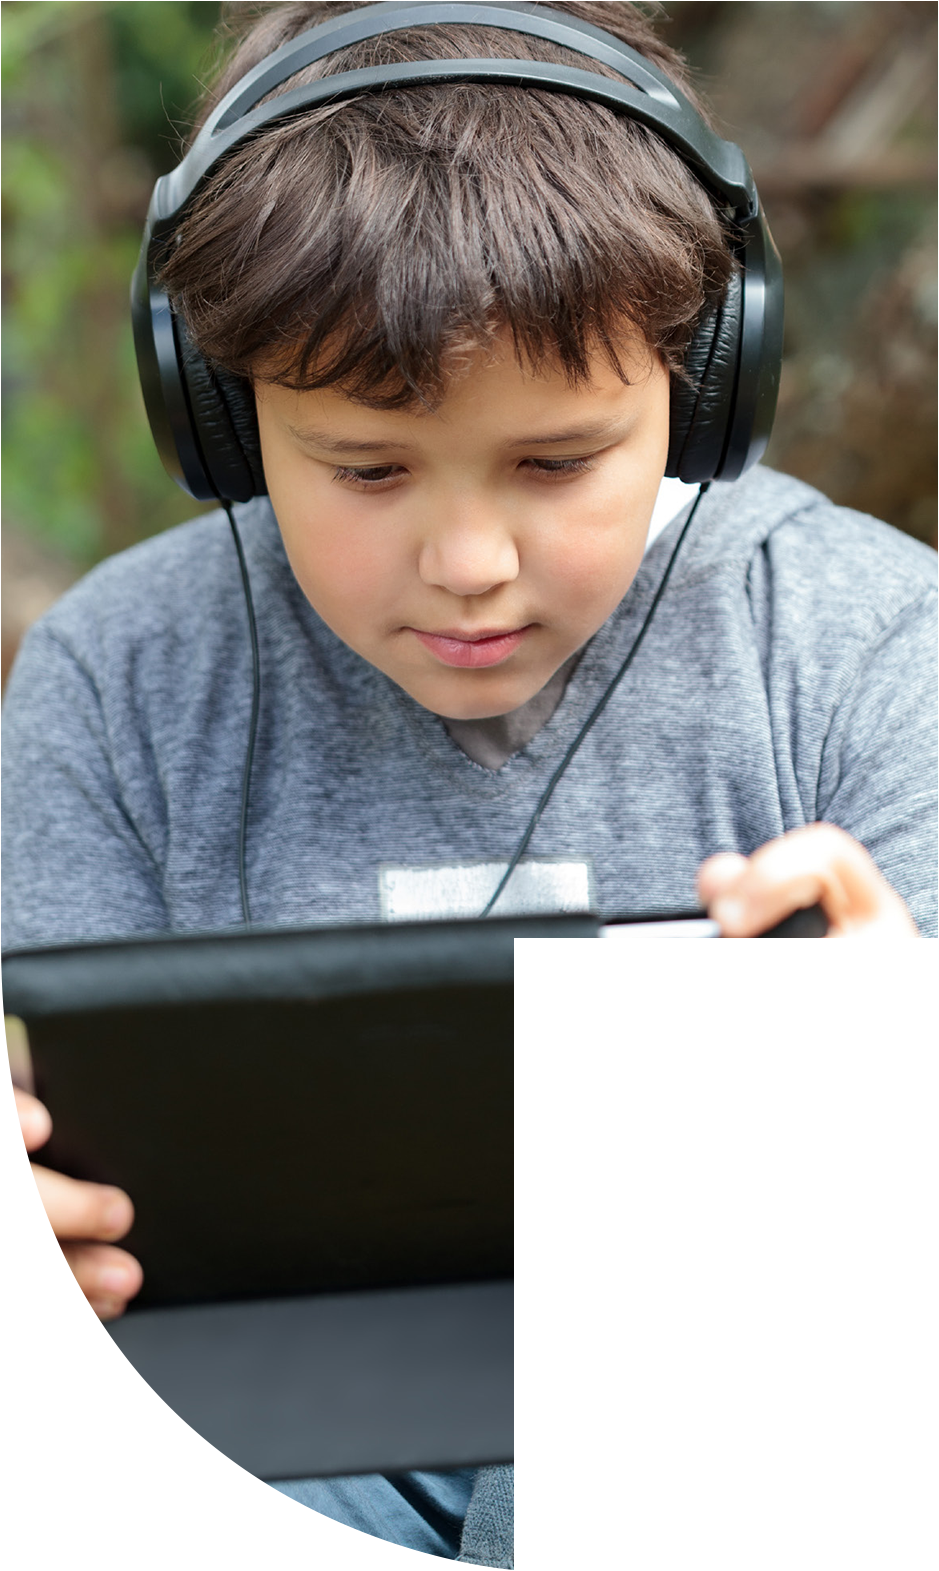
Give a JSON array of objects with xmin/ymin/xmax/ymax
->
[
  {"xmin": 15, "ymin": 1086, "xmax": 143, "ymax": 1319},
  {"xmin": 698, "ymin": 824, "xmax": 919, "ymax": 938}
]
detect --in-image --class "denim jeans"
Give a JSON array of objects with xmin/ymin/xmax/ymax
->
[{"xmin": 270, "ymin": 1466, "xmax": 477, "ymax": 1558}]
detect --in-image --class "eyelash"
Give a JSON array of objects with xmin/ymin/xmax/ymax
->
[{"xmin": 331, "ymin": 456, "xmax": 595, "ymax": 489}]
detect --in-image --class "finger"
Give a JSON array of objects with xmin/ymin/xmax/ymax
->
[
  {"xmin": 60, "ymin": 1241, "xmax": 144, "ymax": 1319},
  {"xmin": 14, "ymin": 1087, "xmax": 52, "ymax": 1153},
  {"xmin": 31, "ymin": 1163, "xmax": 135, "ymax": 1243},
  {"xmin": 706, "ymin": 825, "xmax": 918, "ymax": 937},
  {"xmin": 696, "ymin": 852, "xmax": 749, "ymax": 904}
]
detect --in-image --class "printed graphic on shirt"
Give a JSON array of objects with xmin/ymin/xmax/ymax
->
[{"xmin": 379, "ymin": 858, "xmax": 594, "ymax": 922}]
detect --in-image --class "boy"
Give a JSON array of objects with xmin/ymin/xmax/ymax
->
[{"xmin": 6, "ymin": 4, "xmax": 936, "ymax": 1566}]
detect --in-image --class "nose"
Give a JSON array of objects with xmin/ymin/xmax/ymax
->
[{"xmin": 418, "ymin": 510, "xmax": 520, "ymax": 598}]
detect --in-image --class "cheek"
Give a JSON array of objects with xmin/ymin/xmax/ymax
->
[
  {"xmin": 293, "ymin": 533, "xmax": 396, "ymax": 632},
  {"xmin": 556, "ymin": 543, "xmax": 644, "ymax": 625},
  {"xmin": 536, "ymin": 492, "xmax": 649, "ymax": 619},
  {"xmin": 296, "ymin": 527, "xmax": 378, "ymax": 600},
  {"xmin": 268, "ymin": 476, "xmax": 398, "ymax": 623}
]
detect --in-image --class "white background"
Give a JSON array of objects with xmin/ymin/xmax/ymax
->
[{"xmin": 3, "ymin": 942, "xmax": 936, "ymax": 1568}]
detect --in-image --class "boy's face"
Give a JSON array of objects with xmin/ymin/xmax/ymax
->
[{"xmin": 254, "ymin": 332, "xmax": 670, "ymax": 719}]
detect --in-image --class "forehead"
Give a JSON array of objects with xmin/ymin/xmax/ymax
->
[{"xmin": 256, "ymin": 330, "xmax": 664, "ymax": 450}]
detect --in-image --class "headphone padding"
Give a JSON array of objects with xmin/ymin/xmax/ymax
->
[
  {"xmin": 666, "ymin": 268, "xmax": 743, "ymax": 484},
  {"xmin": 178, "ymin": 322, "xmax": 266, "ymax": 502},
  {"xmin": 215, "ymin": 368, "xmax": 267, "ymax": 497}
]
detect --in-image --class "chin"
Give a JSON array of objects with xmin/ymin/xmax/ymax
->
[{"xmin": 407, "ymin": 672, "xmax": 540, "ymax": 720}]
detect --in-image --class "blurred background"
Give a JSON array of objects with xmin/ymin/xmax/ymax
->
[{"xmin": 3, "ymin": 0, "xmax": 936, "ymax": 685}]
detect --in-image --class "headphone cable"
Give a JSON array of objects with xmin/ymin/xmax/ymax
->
[
  {"xmin": 225, "ymin": 485, "xmax": 707, "ymax": 928},
  {"xmin": 225, "ymin": 503, "xmax": 261, "ymax": 926},
  {"xmin": 480, "ymin": 482, "xmax": 710, "ymax": 918}
]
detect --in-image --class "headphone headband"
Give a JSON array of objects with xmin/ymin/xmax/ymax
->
[
  {"xmin": 212, "ymin": 1, "xmax": 680, "ymax": 124},
  {"xmin": 150, "ymin": 3, "xmax": 757, "ymax": 232},
  {"xmin": 132, "ymin": 1, "xmax": 782, "ymax": 500}
]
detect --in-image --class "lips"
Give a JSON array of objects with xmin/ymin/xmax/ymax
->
[{"xmin": 410, "ymin": 626, "xmax": 532, "ymax": 669}]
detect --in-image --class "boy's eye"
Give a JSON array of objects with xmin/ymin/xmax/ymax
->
[
  {"xmin": 332, "ymin": 464, "xmax": 405, "ymax": 489},
  {"xmin": 523, "ymin": 456, "xmax": 594, "ymax": 479},
  {"xmin": 332, "ymin": 455, "xmax": 596, "ymax": 488}
]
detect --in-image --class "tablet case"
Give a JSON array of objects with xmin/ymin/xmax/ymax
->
[
  {"xmin": 2, "ymin": 900, "xmax": 825, "ymax": 1308},
  {"xmin": 106, "ymin": 1279, "xmax": 514, "ymax": 1478},
  {"xmin": 3, "ymin": 904, "xmax": 824, "ymax": 1477},
  {"xmin": 5, "ymin": 914, "xmax": 592, "ymax": 1306}
]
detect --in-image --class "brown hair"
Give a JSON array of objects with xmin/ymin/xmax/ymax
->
[{"xmin": 160, "ymin": 2, "xmax": 735, "ymax": 407}]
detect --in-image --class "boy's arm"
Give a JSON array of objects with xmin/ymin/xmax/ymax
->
[
  {"xmin": 5, "ymin": 619, "xmax": 164, "ymax": 1317},
  {"xmin": 701, "ymin": 587, "xmax": 937, "ymax": 937},
  {"xmin": 2, "ymin": 618, "xmax": 169, "ymax": 949},
  {"xmin": 812, "ymin": 589, "xmax": 937, "ymax": 935}
]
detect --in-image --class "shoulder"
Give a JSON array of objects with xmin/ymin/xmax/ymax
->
[
  {"xmin": 694, "ymin": 465, "xmax": 935, "ymax": 585},
  {"xmin": 19, "ymin": 499, "xmax": 288, "ymax": 674},
  {"xmin": 684, "ymin": 465, "xmax": 936, "ymax": 647},
  {"xmin": 36, "ymin": 505, "xmax": 251, "ymax": 642}
]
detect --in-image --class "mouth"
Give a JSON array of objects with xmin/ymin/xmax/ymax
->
[{"xmin": 409, "ymin": 625, "xmax": 533, "ymax": 669}]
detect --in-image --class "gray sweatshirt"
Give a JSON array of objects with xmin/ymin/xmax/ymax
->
[
  {"xmin": 2, "ymin": 464, "xmax": 935, "ymax": 1567},
  {"xmin": 3, "ymin": 465, "xmax": 936, "ymax": 947}
]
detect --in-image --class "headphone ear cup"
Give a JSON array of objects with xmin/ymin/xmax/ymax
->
[
  {"xmin": 214, "ymin": 367, "xmax": 267, "ymax": 498},
  {"xmin": 178, "ymin": 320, "xmax": 266, "ymax": 503},
  {"xmin": 666, "ymin": 267, "xmax": 744, "ymax": 484}
]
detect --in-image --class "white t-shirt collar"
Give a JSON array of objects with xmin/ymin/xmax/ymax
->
[{"xmin": 645, "ymin": 476, "xmax": 701, "ymax": 553}]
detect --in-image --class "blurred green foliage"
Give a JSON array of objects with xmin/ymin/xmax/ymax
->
[
  {"xmin": 2, "ymin": 1, "xmax": 936, "ymax": 574},
  {"xmin": 3, "ymin": 1, "xmax": 223, "ymax": 565}
]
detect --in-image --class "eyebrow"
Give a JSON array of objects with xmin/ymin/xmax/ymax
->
[
  {"xmin": 288, "ymin": 427, "xmax": 406, "ymax": 454},
  {"xmin": 287, "ymin": 419, "xmax": 626, "ymax": 454},
  {"xmin": 508, "ymin": 421, "xmax": 625, "ymax": 447}
]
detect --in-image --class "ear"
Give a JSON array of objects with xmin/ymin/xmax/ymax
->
[
  {"xmin": 178, "ymin": 320, "xmax": 267, "ymax": 502},
  {"xmin": 666, "ymin": 268, "xmax": 743, "ymax": 484}
]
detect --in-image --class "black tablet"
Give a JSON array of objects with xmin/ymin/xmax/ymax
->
[
  {"xmin": 2, "ymin": 902, "xmax": 824, "ymax": 1308},
  {"xmin": 3, "ymin": 912, "xmax": 595, "ymax": 1308},
  {"xmin": 3, "ymin": 904, "xmax": 824, "ymax": 1477}
]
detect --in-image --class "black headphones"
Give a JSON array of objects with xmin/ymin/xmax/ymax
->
[{"xmin": 132, "ymin": 0, "xmax": 783, "ymax": 504}]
